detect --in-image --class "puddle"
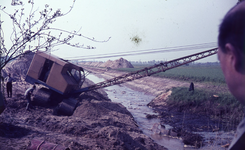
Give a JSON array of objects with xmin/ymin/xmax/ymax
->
[{"xmin": 86, "ymin": 74, "xmax": 185, "ymax": 150}]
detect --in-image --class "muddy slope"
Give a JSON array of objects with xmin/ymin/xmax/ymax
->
[
  {"xmin": 0, "ymin": 55, "xmax": 165, "ymax": 149},
  {"xmin": 0, "ymin": 80, "xmax": 166, "ymax": 150}
]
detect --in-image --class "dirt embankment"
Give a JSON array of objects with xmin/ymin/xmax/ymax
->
[
  {"xmin": 0, "ymin": 82, "xmax": 165, "ymax": 149},
  {"xmin": 80, "ymin": 57, "xmax": 134, "ymax": 69},
  {"xmin": 0, "ymin": 53, "xmax": 166, "ymax": 149},
  {"xmin": 83, "ymin": 66, "xmax": 234, "ymax": 148}
]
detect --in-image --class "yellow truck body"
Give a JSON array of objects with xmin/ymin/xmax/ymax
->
[{"xmin": 25, "ymin": 51, "xmax": 84, "ymax": 95}]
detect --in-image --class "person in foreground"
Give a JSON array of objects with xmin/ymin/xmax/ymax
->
[
  {"xmin": 25, "ymin": 85, "xmax": 36, "ymax": 111},
  {"xmin": 218, "ymin": 1, "xmax": 245, "ymax": 149}
]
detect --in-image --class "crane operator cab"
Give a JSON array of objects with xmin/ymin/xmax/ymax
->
[{"xmin": 25, "ymin": 51, "xmax": 85, "ymax": 95}]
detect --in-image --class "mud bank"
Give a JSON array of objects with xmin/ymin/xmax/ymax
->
[
  {"xmin": 83, "ymin": 66, "xmax": 234, "ymax": 149},
  {"xmin": 86, "ymin": 74, "xmax": 186, "ymax": 150},
  {"xmin": 0, "ymin": 52, "xmax": 168, "ymax": 149},
  {"xmin": 0, "ymin": 79, "xmax": 166, "ymax": 150}
]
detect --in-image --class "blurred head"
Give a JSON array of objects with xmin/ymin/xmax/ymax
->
[
  {"xmin": 218, "ymin": 1, "xmax": 245, "ymax": 104},
  {"xmin": 218, "ymin": 1, "xmax": 245, "ymax": 73},
  {"xmin": 33, "ymin": 85, "xmax": 36, "ymax": 89}
]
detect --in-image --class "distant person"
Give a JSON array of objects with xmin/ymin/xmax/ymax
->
[
  {"xmin": 189, "ymin": 82, "xmax": 194, "ymax": 92},
  {"xmin": 24, "ymin": 85, "xmax": 36, "ymax": 110},
  {"xmin": 217, "ymin": 1, "xmax": 245, "ymax": 149},
  {"xmin": 5, "ymin": 73, "xmax": 14, "ymax": 98}
]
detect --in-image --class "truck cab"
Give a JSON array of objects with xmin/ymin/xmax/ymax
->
[{"xmin": 25, "ymin": 51, "xmax": 85, "ymax": 95}]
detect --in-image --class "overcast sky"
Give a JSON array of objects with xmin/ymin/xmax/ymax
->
[{"xmin": 1, "ymin": 0, "xmax": 237, "ymax": 62}]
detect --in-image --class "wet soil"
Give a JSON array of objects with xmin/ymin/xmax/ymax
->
[
  {"xmin": 0, "ymin": 52, "xmax": 167, "ymax": 149},
  {"xmin": 0, "ymin": 79, "xmax": 166, "ymax": 150},
  {"xmin": 83, "ymin": 66, "xmax": 235, "ymax": 149}
]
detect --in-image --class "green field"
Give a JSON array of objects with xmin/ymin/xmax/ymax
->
[{"xmin": 117, "ymin": 64, "xmax": 226, "ymax": 83}]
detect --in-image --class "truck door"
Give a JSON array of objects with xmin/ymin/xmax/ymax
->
[{"xmin": 39, "ymin": 59, "xmax": 54, "ymax": 83}]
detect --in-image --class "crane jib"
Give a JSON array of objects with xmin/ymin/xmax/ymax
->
[{"xmin": 74, "ymin": 48, "xmax": 218, "ymax": 94}]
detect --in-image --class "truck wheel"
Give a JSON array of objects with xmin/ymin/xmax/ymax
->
[
  {"xmin": 55, "ymin": 98, "xmax": 78, "ymax": 116},
  {"xmin": 32, "ymin": 87, "xmax": 52, "ymax": 107}
]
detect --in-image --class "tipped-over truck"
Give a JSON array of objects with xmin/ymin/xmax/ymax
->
[
  {"xmin": 24, "ymin": 48, "xmax": 218, "ymax": 116},
  {"xmin": 25, "ymin": 51, "xmax": 86, "ymax": 115}
]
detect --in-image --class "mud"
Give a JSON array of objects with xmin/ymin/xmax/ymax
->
[
  {"xmin": 83, "ymin": 66, "xmax": 235, "ymax": 149},
  {"xmin": 0, "ymin": 52, "xmax": 234, "ymax": 149},
  {"xmin": 0, "ymin": 54, "xmax": 166, "ymax": 149},
  {"xmin": 0, "ymin": 79, "xmax": 166, "ymax": 149}
]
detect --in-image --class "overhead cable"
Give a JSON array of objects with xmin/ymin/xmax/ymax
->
[{"xmin": 66, "ymin": 42, "xmax": 217, "ymax": 61}]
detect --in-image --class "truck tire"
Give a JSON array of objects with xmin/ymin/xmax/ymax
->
[
  {"xmin": 55, "ymin": 98, "xmax": 78, "ymax": 116},
  {"xmin": 32, "ymin": 88, "xmax": 52, "ymax": 107}
]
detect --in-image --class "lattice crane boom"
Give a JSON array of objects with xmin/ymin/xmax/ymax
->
[{"xmin": 75, "ymin": 48, "xmax": 218, "ymax": 93}]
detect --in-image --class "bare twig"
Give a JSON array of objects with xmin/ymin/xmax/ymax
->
[{"xmin": 0, "ymin": 0, "xmax": 110, "ymax": 71}]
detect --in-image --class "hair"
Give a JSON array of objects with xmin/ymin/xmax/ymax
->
[{"xmin": 218, "ymin": 2, "xmax": 245, "ymax": 70}]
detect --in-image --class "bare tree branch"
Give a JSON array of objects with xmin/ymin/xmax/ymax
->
[{"xmin": 0, "ymin": 0, "xmax": 110, "ymax": 71}]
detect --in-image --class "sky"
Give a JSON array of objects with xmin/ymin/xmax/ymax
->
[{"xmin": 1, "ymin": 0, "xmax": 238, "ymax": 62}]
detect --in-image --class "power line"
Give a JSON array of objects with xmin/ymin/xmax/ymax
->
[
  {"xmin": 65, "ymin": 42, "xmax": 216, "ymax": 59},
  {"xmin": 66, "ymin": 42, "xmax": 217, "ymax": 59},
  {"xmin": 66, "ymin": 42, "xmax": 217, "ymax": 61}
]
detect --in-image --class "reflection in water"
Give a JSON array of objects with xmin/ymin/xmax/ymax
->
[{"xmin": 86, "ymin": 74, "xmax": 184, "ymax": 150}]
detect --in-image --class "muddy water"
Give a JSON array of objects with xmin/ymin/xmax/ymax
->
[
  {"xmin": 86, "ymin": 72, "xmax": 235, "ymax": 150},
  {"xmin": 87, "ymin": 74, "xmax": 185, "ymax": 150}
]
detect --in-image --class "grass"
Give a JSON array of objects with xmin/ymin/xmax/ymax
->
[
  {"xmin": 117, "ymin": 65, "xmax": 226, "ymax": 84},
  {"xmin": 116, "ymin": 64, "xmax": 243, "ymax": 130},
  {"xmin": 153, "ymin": 66, "xmax": 225, "ymax": 83},
  {"xmin": 168, "ymin": 87, "xmax": 239, "ymax": 107},
  {"xmin": 117, "ymin": 63, "xmax": 243, "ymax": 146},
  {"xmin": 167, "ymin": 87, "xmax": 244, "ymax": 131}
]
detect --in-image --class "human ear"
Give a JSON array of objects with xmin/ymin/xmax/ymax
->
[{"xmin": 225, "ymin": 43, "xmax": 242, "ymax": 73}]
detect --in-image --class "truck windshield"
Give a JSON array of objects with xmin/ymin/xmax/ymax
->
[{"xmin": 67, "ymin": 68, "xmax": 81, "ymax": 83}]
